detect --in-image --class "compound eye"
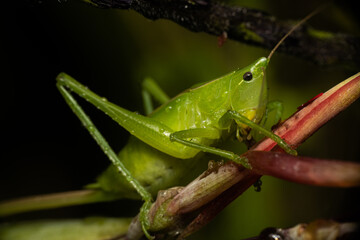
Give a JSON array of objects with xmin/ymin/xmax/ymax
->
[{"xmin": 243, "ymin": 71, "xmax": 253, "ymax": 81}]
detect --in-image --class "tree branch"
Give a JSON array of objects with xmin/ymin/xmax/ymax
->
[{"xmin": 86, "ymin": 0, "xmax": 360, "ymax": 67}]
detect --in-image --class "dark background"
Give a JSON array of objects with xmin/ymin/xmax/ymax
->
[{"xmin": 1, "ymin": 1, "xmax": 360, "ymax": 239}]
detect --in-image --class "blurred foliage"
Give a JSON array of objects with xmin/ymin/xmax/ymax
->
[
  {"xmin": 0, "ymin": 217, "xmax": 131, "ymax": 240},
  {"xmin": 2, "ymin": 1, "xmax": 360, "ymax": 239}
]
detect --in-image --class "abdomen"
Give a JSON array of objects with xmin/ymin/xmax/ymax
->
[{"xmin": 95, "ymin": 136, "xmax": 205, "ymax": 199}]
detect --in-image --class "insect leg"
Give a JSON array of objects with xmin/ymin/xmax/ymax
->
[
  {"xmin": 56, "ymin": 78, "xmax": 154, "ymax": 239},
  {"xmin": 142, "ymin": 88, "xmax": 153, "ymax": 115},
  {"xmin": 265, "ymin": 100, "xmax": 284, "ymax": 126},
  {"xmin": 223, "ymin": 111, "xmax": 297, "ymax": 155},
  {"xmin": 170, "ymin": 128, "xmax": 251, "ymax": 168},
  {"xmin": 56, "ymin": 73, "xmax": 192, "ymax": 160},
  {"xmin": 251, "ymin": 100, "xmax": 284, "ymax": 142},
  {"xmin": 142, "ymin": 77, "xmax": 170, "ymax": 115}
]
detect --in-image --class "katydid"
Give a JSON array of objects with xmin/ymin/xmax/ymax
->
[
  {"xmin": 0, "ymin": 7, "xmax": 320, "ymax": 239},
  {"xmin": 0, "ymin": 59, "xmax": 292, "ymax": 238}
]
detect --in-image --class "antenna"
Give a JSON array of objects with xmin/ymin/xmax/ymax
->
[{"xmin": 267, "ymin": 5, "xmax": 327, "ymax": 62}]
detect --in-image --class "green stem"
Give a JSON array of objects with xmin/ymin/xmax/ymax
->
[{"xmin": 0, "ymin": 190, "xmax": 118, "ymax": 217}]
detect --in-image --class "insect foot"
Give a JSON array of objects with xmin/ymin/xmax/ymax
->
[
  {"xmin": 127, "ymin": 187, "xmax": 184, "ymax": 240},
  {"xmin": 128, "ymin": 162, "xmax": 250, "ymax": 239}
]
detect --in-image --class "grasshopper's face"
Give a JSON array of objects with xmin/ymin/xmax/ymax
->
[{"xmin": 230, "ymin": 57, "xmax": 268, "ymax": 124}]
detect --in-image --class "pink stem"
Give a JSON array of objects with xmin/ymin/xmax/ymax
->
[{"xmin": 245, "ymin": 151, "xmax": 360, "ymax": 187}]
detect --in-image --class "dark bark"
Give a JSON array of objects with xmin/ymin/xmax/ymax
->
[{"xmin": 87, "ymin": 0, "xmax": 360, "ymax": 68}]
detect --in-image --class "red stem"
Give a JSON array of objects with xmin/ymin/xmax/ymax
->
[
  {"xmin": 175, "ymin": 73, "xmax": 360, "ymax": 238},
  {"xmin": 245, "ymin": 151, "xmax": 360, "ymax": 187}
]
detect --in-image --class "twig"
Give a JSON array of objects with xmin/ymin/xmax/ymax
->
[{"xmin": 85, "ymin": 0, "xmax": 360, "ymax": 67}]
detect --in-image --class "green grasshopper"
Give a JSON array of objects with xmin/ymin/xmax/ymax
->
[
  {"xmin": 56, "ymin": 56, "xmax": 295, "ymax": 238},
  {"xmin": 0, "ymin": 8, "xmax": 320, "ymax": 239}
]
